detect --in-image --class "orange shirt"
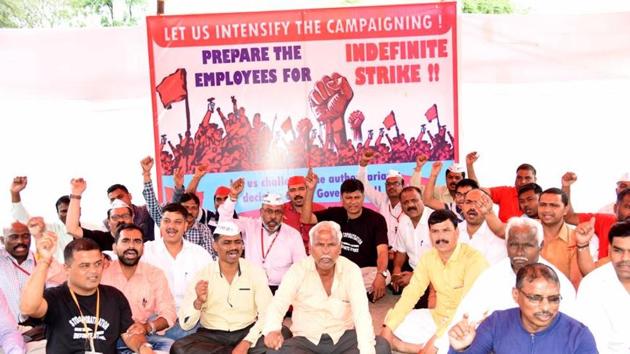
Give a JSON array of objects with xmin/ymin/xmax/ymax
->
[
  {"xmin": 541, "ymin": 223, "xmax": 581, "ymax": 289},
  {"xmin": 101, "ymin": 260, "xmax": 177, "ymax": 329}
]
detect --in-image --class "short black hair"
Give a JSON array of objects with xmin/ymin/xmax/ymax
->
[
  {"xmin": 428, "ymin": 209, "xmax": 459, "ymax": 228},
  {"xmin": 518, "ymin": 183, "xmax": 543, "ymax": 197},
  {"xmin": 617, "ymin": 188, "xmax": 630, "ymax": 203},
  {"xmin": 107, "ymin": 184, "xmax": 129, "ymax": 194},
  {"xmin": 55, "ymin": 195, "xmax": 70, "ymax": 211},
  {"xmin": 516, "ymin": 163, "xmax": 537, "ymax": 176},
  {"xmin": 64, "ymin": 238, "xmax": 101, "ymax": 265},
  {"xmin": 180, "ymin": 193, "xmax": 200, "ymax": 206},
  {"xmin": 114, "ymin": 223, "xmax": 144, "ymax": 243},
  {"xmin": 340, "ymin": 179, "xmax": 364, "ymax": 194},
  {"xmin": 455, "ymin": 178, "xmax": 479, "ymax": 190},
  {"xmin": 541, "ymin": 187, "xmax": 569, "ymax": 206},
  {"xmin": 608, "ymin": 220, "xmax": 630, "ymax": 244},
  {"xmin": 515, "ymin": 263, "xmax": 559, "ymax": 289},
  {"xmin": 162, "ymin": 203, "xmax": 189, "ymax": 219},
  {"xmin": 400, "ymin": 186, "xmax": 423, "ymax": 199}
]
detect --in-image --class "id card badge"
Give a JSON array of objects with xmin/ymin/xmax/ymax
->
[{"xmin": 84, "ymin": 352, "xmax": 103, "ymax": 354}]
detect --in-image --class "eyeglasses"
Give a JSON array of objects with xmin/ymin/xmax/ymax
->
[
  {"xmin": 385, "ymin": 181, "xmax": 402, "ymax": 187},
  {"xmin": 110, "ymin": 213, "xmax": 132, "ymax": 222},
  {"xmin": 518, "ymin": 289, "xmax": 562, "ymax": 305}
]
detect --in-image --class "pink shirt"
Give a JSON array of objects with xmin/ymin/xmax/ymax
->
[{"xmin": 101, "ymin": 260, "xmax": 177, "ymax": 328}]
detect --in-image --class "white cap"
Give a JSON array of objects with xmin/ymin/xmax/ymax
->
[
  {"xmin": 386, "ymin": 169, "xmax": 402, "ymax": 180},
  {"xmin": 213, "ymin": 221, "xmax": 240, "ymax": 236},
  {"xmin": 618, "ymin": 172, "xmax": 630, "ymax": 183},
  {"xmin": 109, "ymin": 199, "xmax": 130, "ymax": 211},
  {"xmin": 262, "ymin": 193, "xmax": 283, "ymax": 206},
  {"xmin": 448, "ymin": 163, "xmax": 465, "ymax": 174}
]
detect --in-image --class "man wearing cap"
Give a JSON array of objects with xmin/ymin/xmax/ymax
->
[
  {"xmin": 140, "ymin": 157, "xmax": 216, "ymax": 257},
  {"xmin": 283, "ymin": 175, "xmax": 326, "ymax": 254},
  {"xmin": 412, "ymin": 155, "xmax": 466, "ymax": 205},
  {"xmin": 422, "ymin": 161, "xmax": 473, "ymax": 223},
  {"xmin": 65, "ymin": 178, "xmax": 133, "ymax": 251},
  {"xmin": 172, "ymin": 164, "xmax": 237, "ymax": 233},
  {"xmin": 171, "ymin": 221, "xmax": 277, "ymax": 354},
  {"xmin": 106, "ymin": 183, "xmax": 156, "ymax": 242},
  {"xmin": 599, "ymin": 172, "xmax": 629, "ymax": 214},
  {"xmin": 301, "ymin": 170, "xmax": 390, "ymax": 302},
  {"xmin": 218, "ymin": 178, "xmax": 306, "ymax": 293}
]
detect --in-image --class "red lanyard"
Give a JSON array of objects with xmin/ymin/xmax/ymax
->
[
  {"xmin": 388, "ymin": 204, "xmax": 403, "ymax": 223},
  {"xmin": 11, "ymin": 258, "xmax": 35, "ymax": 276},
  {"xmin": 260, "ymin": 227, "xmax": 280, "ymax": 264}
]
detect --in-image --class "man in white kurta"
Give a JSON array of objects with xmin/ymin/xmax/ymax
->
[{"xmin": 218, "ymin": 179, "xmax": 306, "ymax": 291}]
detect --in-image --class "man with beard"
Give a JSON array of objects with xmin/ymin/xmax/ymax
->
[
  {"xmin": 447, "ymin": 264, "xmax": 596, "ymax": 354},
  {"xmin": 458, "ymin": 189, "xmax": 506, "ymax": 265},
  {"xmin": 263, "ymin": 221, "xmax": 390, "ymax": 354},
  {"xmin": 391, "ymin": 186, "xmax": 432, "ymax": 294},
  {"xmin": 380, "ymin": 210, "xmax": 488, "ymax": 353},
  {"xmin": 141, "ymin": 203, "xmax": 211, "ymax": 340},
  {"xmin": 66, "ymin": 178, "xmax": 132, "ymax": 251},
  {"xmin": 20, "ymin": 236, "xmax": 156, "ymax": 354},
  {"xmin": 218, "ymin": 178, "xmax": 306, "ymax": 293},
  {"xmin": 576, "ymin": 221, "xmax": 630, "ymax": 353},
  {"xmin": 10, "ymin": 175, "xmax": 73, "ymax": 262},
  {"xmin": 101, "ymin": 223, "xmax": 177, "ymax": 353},
  {"xmin": 432, "ymin": 216, "xmax": 576, "ymax": 354},
  {"xmin": 1, "ymin": 221, "xmax": 64, "ymax": 323},
  {"xmin": 282, "ymin": 175, "xmax": 325, "ymax": 254},
  {"xmin": 563, "ymin": 173, "xmax": 630, "ymax": 260},
  {"xmin": 422, "ymin": 161, "xmax": 473, "ymax": 223},
  {"xmin": 538, "ymin": 188, "xmax": 597, "ymax": 289},
  {"xmin": 171, "ymin": 221, "xmax": 274, "ymax": 354},
  {"xmin": 357, "ymin": 150, "xmax": 405, "ymax": 252}
]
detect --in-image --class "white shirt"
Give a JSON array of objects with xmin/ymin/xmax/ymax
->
[
  {"xmin": 435, "ymin": 256, "xmax": 577, "ymax": 353},
  {"xmin": 142, "ymin": 239, "xmax": 211, "ymax": 310},
  {"xmin": 393, "ymin": 211, "xmax": 433, "ymax": 270},
  {"xmin": 598, "ymin": 202, "xmax": 615, "ymax": 215},
  {"xmin": 576, "ymin": 262, "xmax": 630, "ymax": 354},
  {"xmin": 219, "ymin": 199, "xmax": 307, "ymax": 286},
  {"xmin": 357, "ymin": 166, "xmax": 404, "ymax": 246},
  {"xmin": 458, "ymin": 221, "xmax": 507, "ymax": 265}
]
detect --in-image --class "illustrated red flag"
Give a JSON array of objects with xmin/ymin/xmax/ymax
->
[
  {"xmin": 382, "ymin": 111, "xmax": 396, "ymax": 129},
  {"xmin": 156, "ymin": 68, "xmax": 188, "ymax": 109},
  {"xmin": 281, "ymin": 117, "xmax": 293, "ymax": 133},
  {"xmin": 424, "ymin": 104, "xmax": 438, "ymax": 122}
]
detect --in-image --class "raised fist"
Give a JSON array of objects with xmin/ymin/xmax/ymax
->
[
  {"xmin": 230, "ymin": 177, "xmax": 245, "ymax": 199},
  {"xmin": 297, "ymin": 118, "xmax": 314, "ymax": 139},
  {"xmin": 141, "ymin": 156, "xmax": 154, "ymax": 174},
  {"xmin": 70, "ymin": 178, "xmax": 87, "ymax": 195},
  {"xmin": 348, "ymin": 110, "xmax": 365, "ymax": 140},
  {"xmin": 466, "ymin": 151, "xmax": 479, "ymax": 165},
  {"xmin": 561, "ymin": 172, "xmax": 577, "ymax": 187},
  {"xmin": 309, "ymin": 73, "xmax": 354, "ymax": 148},
  {"xmin": 10, "ymin": 176, "xmax": 27, "ymax": 194},
  {"xmin": 359, "ymin": 149, "xmax": 374, "ymax": 167}
]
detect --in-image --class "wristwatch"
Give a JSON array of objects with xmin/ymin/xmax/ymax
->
[{"xmin": 379, "ymin": 270, "xmax": 390, "ymax": 278}]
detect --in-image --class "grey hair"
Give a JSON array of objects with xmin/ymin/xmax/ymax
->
[
  {"xmin": 309, "ymin": 221, "xmax": 343, "ymax": 246},
  {"xmin": 505, "ymin": 216, "xmax": 544, "ymax": 246}
]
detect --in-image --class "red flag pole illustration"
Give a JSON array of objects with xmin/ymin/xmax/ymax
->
[
  {"xmin": 424, "ymin": 104, "xmax": 440, "ymax": 128},
  {"xmin": 156, "ymin": 68, "xmax": 191, "ymax": 132}
]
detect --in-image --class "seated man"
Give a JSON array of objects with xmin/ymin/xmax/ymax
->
[
  {"xmin": 101, "ymin": 223, "xmax": 177, "ymax": 353},
  {"xmin": 576, "ymin": 220, "xmax": 630, "ymax": 353},
  {"xmin": 433, "ymin": 216, "xmax": 577, "ymax": 353},
  {"xmin": 263, "ymin": 221, "xmax": 390, "ymax": 354},
  {"xmin": 218, "ymin": 178, "xmax": 306, "ymax": 293},
  {"xmin": 20, "ymin": 236, "xmax": 155, "ymax": 353},
  {"xmin": 171, "ymin": 222, "xmax": 275, "ymax": 354},
  {"xmin": 106, "ymin": 183, "xmax": 155, "ymax": 242},
  {"xmin": 0, "ymin": 288, "xmax": 25, "ymax": 354},
  {"xmin": 300, "ymin": 169, "xmax": 390, "ymax": 302},
  {"xmin": 421, "ymin": 160, "xmax": 472, "ymax": 222},
  {"xmin": 381, "ymin": 210, "xmax": 488, "ymax": 353},
  {"xmin": 282, "ymin": 175, "xmax": 325, "ymax": 254},
  {"xmin": 447, "ymin": 263, "xmax": 597, "ymax": 354}
]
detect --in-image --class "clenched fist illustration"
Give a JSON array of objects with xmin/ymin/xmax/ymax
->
[{"xmin": 309, "ymin": 73, "xmax": 354, "ymax": 149}]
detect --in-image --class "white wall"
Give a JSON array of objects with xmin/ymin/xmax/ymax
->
[{"xmin": 0, "ymin": 9, "xmax": 628, "ymax": 227}]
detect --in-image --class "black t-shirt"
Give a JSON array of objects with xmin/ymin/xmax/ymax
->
[
  {"xmin": 315, "ymin": 207, "xmax": 388, "ymax": 268},
  {"xmin": 82, "ymin": 228, "xmax": 115, "ymax": 251},
  {"xmin": 42, "ymin": 283, "xmax": 133, "ymax": 354}
]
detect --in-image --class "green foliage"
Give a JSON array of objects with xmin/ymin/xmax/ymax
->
[{"xmin": 463, "ymin": 0, "xmax": 513, "ymax": 14}]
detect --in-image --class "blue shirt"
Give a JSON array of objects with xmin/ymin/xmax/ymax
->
[{"xmin": 448, "ymin": 308, "xmax": 598, "ymax": 354}]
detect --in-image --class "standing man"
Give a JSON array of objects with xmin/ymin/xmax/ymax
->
[
  {"xmin": 447, "ymin": 264, "xmax": 596, "ymax": 354},
  {"xmin": 20, "ymin": 236, "xmax": 155, "ymax": 354},
  {"xmin": 141, "ymin": 203, "xmax": 212, "ymax": 340},
  {"xmin": 218, "ymin": 178, "xmax": 306, "ymax": 293},
  {"xmin": 576, "ymin": 220, "xmax": 630, "ymax": 353},
  {"xmin": 381, "ymin": 210, "xmax": 488, "ymax": 353},
  {"xmin": 106, "ymin": 184, "xmax": 155, "ymax": 242},
  {"xmin": 101, "ymin": 223, "xmax": 177, "ymax": 353},
  {"xmin": 263, "ymin": 221, "xmax": 391, "ymax": 354},
  {"xmin": 65, "ymin": 178, "xmax": 133, "ymax": 251},
  {"xmin": 283, "ymin": 175, "xmax": 325, "ymax": 254},
  {"xmin": 171, "ymin": 222, "xmax": 273, "ymax": 354},
  {"xmin": 422, "ymin": 161, "xmax": 472, "ymax": 222},
  {"xmin": 300, "ymin": 170, "xmax": 390, "ymax": 302},
  {"xmin": 598, "ymin": 172, "xmax": 629, "ymax": 214},
  {"xmin": 412, "ymin": 156, "xmax": 466, "ymax": 205},
  {"xmin": 466, "ymin": 151, "xmax": 537, "ymax": 222},
  {"xmin": 517, "ymin": 183, "xmax": 543, "ymax": 219}
]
